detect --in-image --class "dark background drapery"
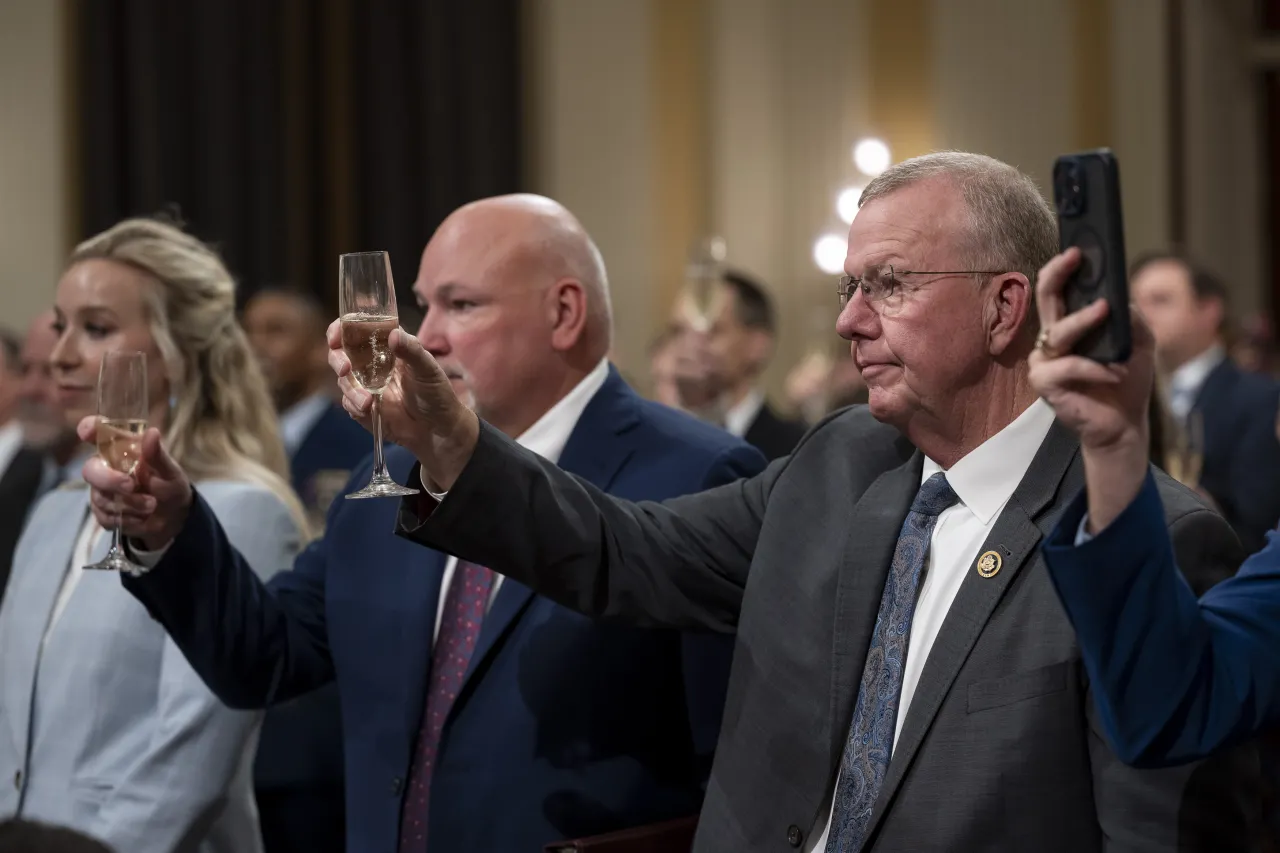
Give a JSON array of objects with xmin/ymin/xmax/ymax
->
[{"xmin": 76, "ymin": 0, "xmax": 523, "ymax": 322}]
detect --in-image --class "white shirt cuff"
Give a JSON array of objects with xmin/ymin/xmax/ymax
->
[
  {"xmin": 1074, "ymin": 514, "xmax": 1094, "ymax": 546},
  {"xmin": 419, "ymin": 467, "xmax": 449, "ymax": 501},
  {"xmin": 128, "ymin": 539, "xmax": 171, "ymax": 568}
]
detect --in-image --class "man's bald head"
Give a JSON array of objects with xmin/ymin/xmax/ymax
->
[
  {"xmin": 435, "ymin": 194, "xmax": 612, "ymax": 354},
  {"xmin": 412, "ymin": 194, "xmax": 614, "ymax": 438}
]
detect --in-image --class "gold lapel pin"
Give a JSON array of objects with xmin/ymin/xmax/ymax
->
[{"xmin": 976, "ymin": 550, "xmax": 1002, "ymax": 578}]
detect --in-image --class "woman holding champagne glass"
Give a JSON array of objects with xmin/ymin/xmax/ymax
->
[{"xmin": 0, "ymin": 218, "xmax": 305, "ymax": 853}]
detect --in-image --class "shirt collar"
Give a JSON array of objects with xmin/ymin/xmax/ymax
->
[
  {"xmin": 921, "ymin": 399, "xmax": 1057, "ymax": 526},
  {"xmin": 278, "ymin": 392, "xmax": 333, "ymax": 457},
  {"xmin": 723, "ymin": 388, "xmax": 765, "ymax": 438},
  {"xmin": 515, "ymin": 359, "xmax": 611, "ymax": 465},
  {"xmin": 1168, "ymin": 344, "xmax": 1226, "ymax": 400}
]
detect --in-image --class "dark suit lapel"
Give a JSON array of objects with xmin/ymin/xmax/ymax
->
[
  {"xmin": 400, "ymin": 545, "xmax": 446, "ymax": 736},
  {"xmin": 1191, "ymin": 358, "xmax": 1236, "ymax": 416},
  {"xmin": 864, "ymin": 421, "xmax": 1080, "ymax": 841},
  {"xmin": 456, "ymin": 366, "xmax": 641, "ymax": 693},
  {"xmin": 827, "ymin": 436, "xmax": 922, "ymax": 763}
]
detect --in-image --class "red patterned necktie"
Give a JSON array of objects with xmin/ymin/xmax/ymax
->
[{"xmin": 399, "ymin": 561, "xmax": 494, "ymax": 852}]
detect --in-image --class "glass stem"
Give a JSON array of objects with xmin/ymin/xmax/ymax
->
[
  {"xmin": 371, "ymin": 393, "xmax": 387, "ymax": 478},
  {"xmin": 112, "ymin": 498, "xmax": 124, "ymax": 555}
]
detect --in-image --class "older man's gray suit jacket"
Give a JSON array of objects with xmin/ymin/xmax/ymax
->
[{"xmin": 398, "ymin": 405, "xmax": 1260, "ymax": 852}]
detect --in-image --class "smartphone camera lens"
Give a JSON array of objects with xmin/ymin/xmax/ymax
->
[{"xmin": 1055, "ymin": 161, "xmax": 1086, "ymax": 217}]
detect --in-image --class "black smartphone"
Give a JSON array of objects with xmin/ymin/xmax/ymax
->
[{"xmin": 1051, "ymin": 149, "xmax": 1131, "ymax": 363}]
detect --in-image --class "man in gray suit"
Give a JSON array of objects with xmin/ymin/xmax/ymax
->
[{"xmin": 333, "ymin": 152, "xmax": 1258, "ymax": 851}]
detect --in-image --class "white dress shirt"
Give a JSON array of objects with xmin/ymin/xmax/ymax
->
[
  {"xmin": 808, "ymin": 399, "xmax": 1057, "ymax": 851},
  {"xmin": 1167, "ymin": 344, "xmax": 1225, "ymax": 422},
  {"xmin": 278, "ymin": 392, "xmax": 333, "ymax": 458},
  {"xmin": 722, "ymin": 389, "xmax": 765, "ymax": 439},
  {"xmin": 427, "ymin": 358, "xmax": 610, "ymax": 645},
  {"xmin": 0, "ymin": 421, "xmax": 26, "ymax": 480}
]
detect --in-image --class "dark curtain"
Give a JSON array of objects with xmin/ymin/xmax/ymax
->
[{"xmin": 76, "ymin": 0, "xmax": 523, "ymax": 321}]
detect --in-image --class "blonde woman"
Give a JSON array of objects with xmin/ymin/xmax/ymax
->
[{"xmin": 0, "ymin": 218, "xmax": 305, "ymax": 853}]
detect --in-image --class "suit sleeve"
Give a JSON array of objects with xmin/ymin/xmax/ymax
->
[
  {"xmin": 1045, "ymin": 472, "xmax": 1280, "ymax": 767},
  {"xmin": 677, "ymin": 447, "xmax": 769, "ymax": 773},
  {"xmin": 1053, "ymin": 476, "xmax": 1263, "ymax": 850},
  {"xmin": 398, "ymin": 420, "xmax": 777, "ymax": 633},
  {"xmin": 121, "ymin": 471, "xmax": 355, "ymax": 710},
  {"xmin": 89, "ymin": 490, "xmax": 301, "ymax": 852}
]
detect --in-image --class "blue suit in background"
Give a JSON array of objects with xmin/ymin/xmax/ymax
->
[
  {"xmin": 124, "ymin": 368, "xmax": 766, "ymax": 852},
  {"xmin": 1192, "ymin": 359, "xmax": 1280, "ymax": 553},
  {"xmin": 255, "ymin": 399, "xmax": 372, "ymax": 853}
]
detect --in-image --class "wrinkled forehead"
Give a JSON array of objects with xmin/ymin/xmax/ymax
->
[{"xmin": 846, "ymin": 179, "xmax": 972, "ymax": 273}]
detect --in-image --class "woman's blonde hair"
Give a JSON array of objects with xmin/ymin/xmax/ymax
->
[{"xmin": 69, "ymin": 217, "xmax": 308, "ymax": 535}]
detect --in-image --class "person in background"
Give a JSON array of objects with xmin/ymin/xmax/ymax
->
[
  {"xmin": 704, "ymin": 271, "xmax": 807, "ymax": 460},
  {"xmin": 240, "ymin": 288, "xmax": 351, "ymax": 853},
  {"xmin": 0, "ymin": 819, "xmax": 114, "ymax": 853},
  {"xmin": 646, "ymin": 324, "xmax": 683, "ymax": 409},
  {"xmin": 0, "ymin": 328, "xmax": 41, "ymax": 594},
  {"xmin": 666, "ymin": 271, "xmax": 807, "ymax": 460},
  {"xmin": 89, "ymin": 195, "xmax": 765, "ymax": 851},
  {"xmin": 0, "ymin": 218, "xmax": 304, "ymax": 853},
  {"xmin": 17, "ymin": 311, "xmax": 84, "ymax": 486},
  {"xmin": 243, "ymin": 287, "xmax": 369, "ymax": 532},
  {"xmin": 1130, "ymin": 251, "xmax": 1280, "ymax": 551}
]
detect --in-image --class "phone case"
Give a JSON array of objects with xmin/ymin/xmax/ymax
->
[{"xmin": 1052, "ymin": 149, "xmax": 1132, "ymax": 363}]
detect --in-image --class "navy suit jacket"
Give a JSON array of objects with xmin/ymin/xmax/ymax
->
[
  {"xmin": 123, "ymin": 368, "xmax": 765, "ymax": 852},
  {"xmin": 254, "ymin": 401, "xmax": 369, "ymax": 794},
  {"xmin": 1194, "ymin": 359, "xmax": 1280, "ymax": 553},
  {"xmin": 1042, "ymin": 471, "xmax": 1280, "ymax": 766}
]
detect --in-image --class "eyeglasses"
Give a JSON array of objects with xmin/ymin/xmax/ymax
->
[{"xmin": 836, "ymin": 264, "xmax": 1005, "ymax": 311}]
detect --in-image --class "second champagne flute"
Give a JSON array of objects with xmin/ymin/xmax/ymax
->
[
  {"xmin": 85, "ymin": 350, "xmax": 149, "ymax": 572},
  {"xmin": 339, "ymin": 251, "xmax": 419, "ymax": 499}
]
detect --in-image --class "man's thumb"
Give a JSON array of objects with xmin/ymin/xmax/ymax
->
[
  {"xmin": 139, "ymin": 427, "xmax": 182, "ymax": 481},
  {"xmin": 390, "ymin": 328, "xmax": 442, "ymax": 382}
]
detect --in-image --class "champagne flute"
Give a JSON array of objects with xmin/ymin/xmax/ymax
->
[
  {"xmin": 340, "ymin": 251, "xmax": 419, "ymax": 499},
  {"xmin": 682, "ymin": 236, "xmax": 727, "ymax": 332},
  {"xmin": 84, "ymin": 350, "xmax": 149, "ymax": 572}
]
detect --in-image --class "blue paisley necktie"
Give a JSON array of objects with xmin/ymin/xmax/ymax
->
[{"xmin": 826, "ymin": 472, "xmax": 958, "ymax": 852}]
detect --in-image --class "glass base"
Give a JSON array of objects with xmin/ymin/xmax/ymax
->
[
  {"xmin": 84, "ymin": 546, "xmax": 149, "ymax": 575},
  {"xmin": 345, "ymin": 475, "xmax": 420, "ymax": 500}
]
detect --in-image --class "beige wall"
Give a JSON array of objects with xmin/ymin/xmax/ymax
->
[
  {"xmin": 0, "ymin": 0, "xmax": 71, "ymax": 333},
  {"xmin": 0, "ymin": 0, "xmax": 1264, "ymax": 374},
  {"xmin": 526, "ymin": 0, "xmax": 1195, "ymax": 400},
  {"xmin": 523, "ymin": 0, "xmax": 658, "ymax": 386},
  {"xmin": 1182, "ymin": 0, "xmax": 1263, "ymax": 318}
]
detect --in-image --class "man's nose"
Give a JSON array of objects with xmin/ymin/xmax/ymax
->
[{"xmin": 836, "ymin": 292, "xmax": 879, "ymax": 340}]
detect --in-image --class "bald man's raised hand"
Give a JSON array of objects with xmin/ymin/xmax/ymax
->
[{"xmin": 327, "ymin": 320, "xmax": 480, "ymax": 491}]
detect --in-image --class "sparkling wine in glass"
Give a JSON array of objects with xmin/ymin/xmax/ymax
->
[
  {"xmin": 340, "ymin": 251, "xmax": 419, "ymax": 499},
  {"xmin": 85, "ymin": 350, "xmax": 149, "ymax": 572},
  {"xmin": 682, "ymin": 236, "xmax": 727, "ymax": 332}
]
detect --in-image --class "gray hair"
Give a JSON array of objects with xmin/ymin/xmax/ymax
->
[{"xmin": 859, "ymin": 151, "xmax": 1058, "ymax": 289}]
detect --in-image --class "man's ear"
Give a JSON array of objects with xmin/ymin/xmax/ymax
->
[
  {"xmin": 987, "ymin": 272, "xmax": 1033, "ymax": 356},
  {"xmin": 548, "ymin": 278, "xmax": 589, "ymax": 352}
]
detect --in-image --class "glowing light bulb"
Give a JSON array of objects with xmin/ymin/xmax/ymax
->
[
  {"xmin": 836, "ymin": 186, "xmax": 864, "ymax": 224},
  {"xmin": 853, "ymin": 138, "xmax": 891, "ymax": 177},
  {"xmin": 813, "ymin": 233, "xmax": 848, "ymax": 275}
]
